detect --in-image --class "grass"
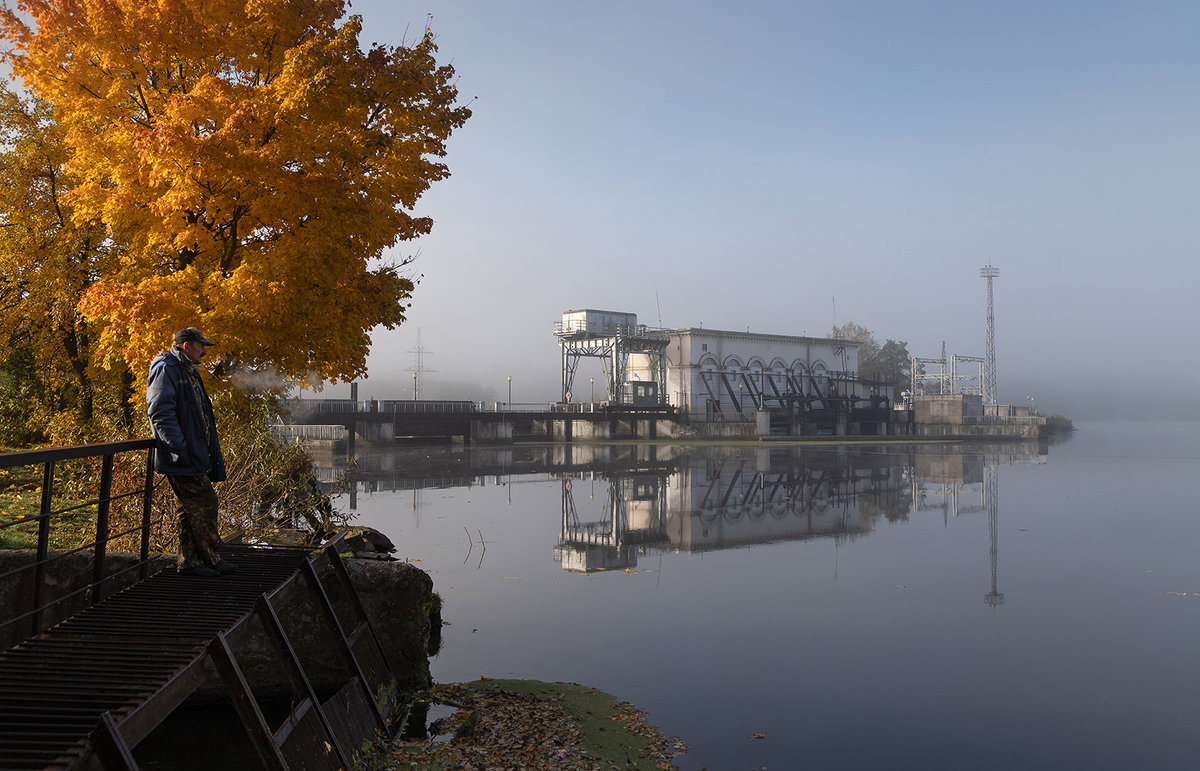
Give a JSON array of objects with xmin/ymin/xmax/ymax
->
[
  {"xmin": 375, "ymin": 678, "xmax": 688, "ymax": 770},
  {"xmin": 0, "ymin": 464, "xmax": 45, "ymax": 549}
]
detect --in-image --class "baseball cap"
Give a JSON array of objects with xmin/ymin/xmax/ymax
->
[{"xmin": 174, "ymin": 327, "xmax": 216, "ymax": 346}]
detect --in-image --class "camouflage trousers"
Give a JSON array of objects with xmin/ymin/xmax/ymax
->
[{"xmin": 167, "ymin": 474, "xmax": 222, "ymax": 569}]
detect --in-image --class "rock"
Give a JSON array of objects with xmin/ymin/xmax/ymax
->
[
  {"xmin": 344, "ymin": 526, "xmax": 397, "ymax": 555},
  {"xmin": 343, "ymin": 558, "xmax": 435, "ymax": 691}
]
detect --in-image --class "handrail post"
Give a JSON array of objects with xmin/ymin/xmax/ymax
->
[
  {"xmin": 31, "ymin": 460, "xmax": 55, "ymax": 638},
  {"xmin": 139, "ymin": 446, "xmax": 156, "ymax": 580},
  {"xmin": 91, "ymin": 453, "xmax": 115, "ymax": 605}
]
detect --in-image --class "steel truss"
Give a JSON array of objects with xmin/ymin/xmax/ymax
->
[
  {"xmin": 911, "ymin": 353, "xmax": 985, "ymax": 396},
  {"xmin": 557, "ymin": 325, "xmax": 669, "ymax": 405},
  {"xmin": 698, "ymin": 366, "xmax": 871, "ymax": 418},
  {"xmin": 950, "ymin": 355, "xmax": 984, "ymax": 396}
]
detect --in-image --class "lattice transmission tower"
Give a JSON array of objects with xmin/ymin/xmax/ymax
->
[
  {"xmin": 408, "ymin": 328, "xmax": 436, "ymax": 400},
  {"xmin": 984, "ymin": 462, "xmax": 1004, "ymax": 607},
  {"xmin": 980, "ymin": 264, "xmax": 999, "ymax": 406}
]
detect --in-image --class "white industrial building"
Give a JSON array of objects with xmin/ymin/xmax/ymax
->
[
  {"xmin": 556, "ymin": 310, "xmax": 893, "ymax": 423},
  {"xmin": 654, "ymin": 327, "xmax": 864, "ymax": 417}
]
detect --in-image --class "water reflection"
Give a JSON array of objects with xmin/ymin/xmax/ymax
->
[
  {"xmin": 314, "ymin": 441, "xmax": 1045, "ymax": 598},
  {"xmin": 312, "ymin": 427, "xmax": 1200, "ymax": 770}
]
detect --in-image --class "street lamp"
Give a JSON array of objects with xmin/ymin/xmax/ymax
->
[
  {"xmin": 590, "ymin": 377, "xmax": 594, "ymax": 403},
  {"xmin": 1026, "ymin": 394, "xmax": 1036, "ymax": 415},
  {"xmin": 507, "ymin": 375, "xmax": 512, "ymax": 405}
]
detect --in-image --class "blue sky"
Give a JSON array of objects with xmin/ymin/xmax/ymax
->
[{"xmin": 338, "ymin": 1, "xmax": 1200, "ymax": 419}]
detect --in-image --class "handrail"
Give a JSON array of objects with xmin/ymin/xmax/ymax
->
[
  {"xmin": 0, "ymin": 438, "xmax": 159, "ymax": 646},
  {"xmin": 0, "ymin": 438, "xmax": 154, "ymax": 469}
]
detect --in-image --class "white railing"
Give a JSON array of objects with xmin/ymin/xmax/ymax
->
[
  {"xmin": 961, "ymin": 416, "xmax": 1045, "ymax": 426},
  {"xmin": 296, "ymin": 399, "xmax": 475, "ymax": 414},
  {"xmin": 270, "ymin": 424, "xmax": 348, "ymax": 441}
]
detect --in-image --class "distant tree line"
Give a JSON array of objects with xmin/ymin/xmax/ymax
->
[{"xmin": 830, "ymin": 322, "xmax": 912, "ymax": 393}]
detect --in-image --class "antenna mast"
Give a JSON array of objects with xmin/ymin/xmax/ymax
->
[{"xmin": 980, "ymin": 264, "xmax": 999, "ymax": 406}]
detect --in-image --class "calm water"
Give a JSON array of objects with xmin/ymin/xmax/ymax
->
[{"xmin": 327, "ymin": 422, "xmax": 1200, "ymax": 770}]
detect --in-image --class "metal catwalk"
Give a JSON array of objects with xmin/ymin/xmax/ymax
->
[{"xmin": 0, "ymin": 541, "xmax": 395, "ymax": 770}]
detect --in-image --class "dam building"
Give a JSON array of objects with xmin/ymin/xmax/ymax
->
[{"xmin": 555, "ymin": 309, "xmax": 895, "ymax": 435}]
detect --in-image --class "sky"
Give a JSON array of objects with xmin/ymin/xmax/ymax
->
[{"xmin": 326, "ymin": 0, "xmax": 1200, "ymax": 420}]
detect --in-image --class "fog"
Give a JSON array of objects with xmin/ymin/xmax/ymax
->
[{"xmin": 313, "ymin": 1, "xmax": 1200, "ymax": 422}]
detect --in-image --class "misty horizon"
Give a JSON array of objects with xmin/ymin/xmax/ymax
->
[{"xmin": 298, "ymin": 2, "xmax": 1200, "ymax": 425}]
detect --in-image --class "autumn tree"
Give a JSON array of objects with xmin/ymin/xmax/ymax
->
[
  {"xmin": 1, "ymin": 0, "xmax": 471, "ymax": 390},
  {"xmin": 0, "ymin": 86, "xmax": 130, "ymax": 442}
]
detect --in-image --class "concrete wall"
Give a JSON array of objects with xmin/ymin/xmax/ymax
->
[
  {"xmin": 471, "ymin": 420, "xmax": 513, "ymax": 443},
  {"xmin": 572, "ymin": 420, "xmax": 612, "ymax": 440},
  {"xmin": 913, "ymin": 394, "xmax": 984, "ymax": 424},
  {"xmin": 657, "ymin": 420, "xmax": 759, "ymax": 440}
]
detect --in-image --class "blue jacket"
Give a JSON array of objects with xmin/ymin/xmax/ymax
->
[{"xmin": 146, "ymin": 348, "xmax": 227, "ymax": 481}]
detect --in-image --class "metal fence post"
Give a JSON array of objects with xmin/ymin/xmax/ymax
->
[
  {"xmin": 91, "ymin": 453, "xmax": 115, "ymax": 605},
  {"xmin": 139, "ymin": 446, "xmax": 156, "ymax": 580},
  {"xmin": 31, "ymin": 460, "xmax": 55, "ymax": 638}
]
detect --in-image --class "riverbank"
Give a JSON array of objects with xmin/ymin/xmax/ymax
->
[{"xmin": 370, "ymin": 678, "xmax": 689, "ymax": 770}]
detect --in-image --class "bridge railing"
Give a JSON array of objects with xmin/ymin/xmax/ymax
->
[
  {"xmin": 296, "ymin": 399, "xmax": 477, "ymax": 415},
  {"xmin": 270, "ymin": 424, "xmax": 348, "ymax": 442},
  {"xmin": 0, "ymin": 438, "xmax": 159, "ymax": 646}
]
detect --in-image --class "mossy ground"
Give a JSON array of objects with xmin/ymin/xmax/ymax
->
[{"xmin": 368, "ymin": 678, "xmax": 688, "ymax": 770}]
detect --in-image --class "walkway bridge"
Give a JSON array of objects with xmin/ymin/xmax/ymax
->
[
  {"xmin": 0, "ymin": 441, "xmax": 402, "ymax": 769},
  {"xmin": 285, "ymin": 398, "xmax": 677, "ymax": 445}
]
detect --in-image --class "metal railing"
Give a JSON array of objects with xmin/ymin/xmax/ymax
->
[
  {"xmin": 961, "ymin": 416, "xmax": 1046, "ymax": 426},
  {"xmin": 270, "ymin": 424, "xmax": 348, "ymax": 442},
  {"xmin": 297, "ymin": 399, "xmax": 476, "ymax": 414},
  {"xmin": 0, "ymin": 438, "xmax": 158, "ymax": 644}
]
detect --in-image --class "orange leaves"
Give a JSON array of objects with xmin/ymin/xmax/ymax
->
[{"xmin": 2, "ymin": 0, "xmax": 470, "ymax": 390}]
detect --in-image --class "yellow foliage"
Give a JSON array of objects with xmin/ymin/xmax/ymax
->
[
  {"xmin": 2, "ymin": 0, "xmax": 470, "ymax": 389},
  {"xmin": 0, "ymin": 85, "xmax": 124, "ymax": 437}
]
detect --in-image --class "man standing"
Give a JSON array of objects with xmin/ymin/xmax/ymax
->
[{"xmin": 146, "ymin": 327, "xmax": 236, "ymax": 577}]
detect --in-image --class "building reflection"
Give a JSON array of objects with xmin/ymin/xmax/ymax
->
[
  {"xmin": 312, "ymin": 440, "xmax": 1045, "ymax": 600},
  {"xmin": 550, "ymin": 443, "xmax": 1045, "ymax": 598}
]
